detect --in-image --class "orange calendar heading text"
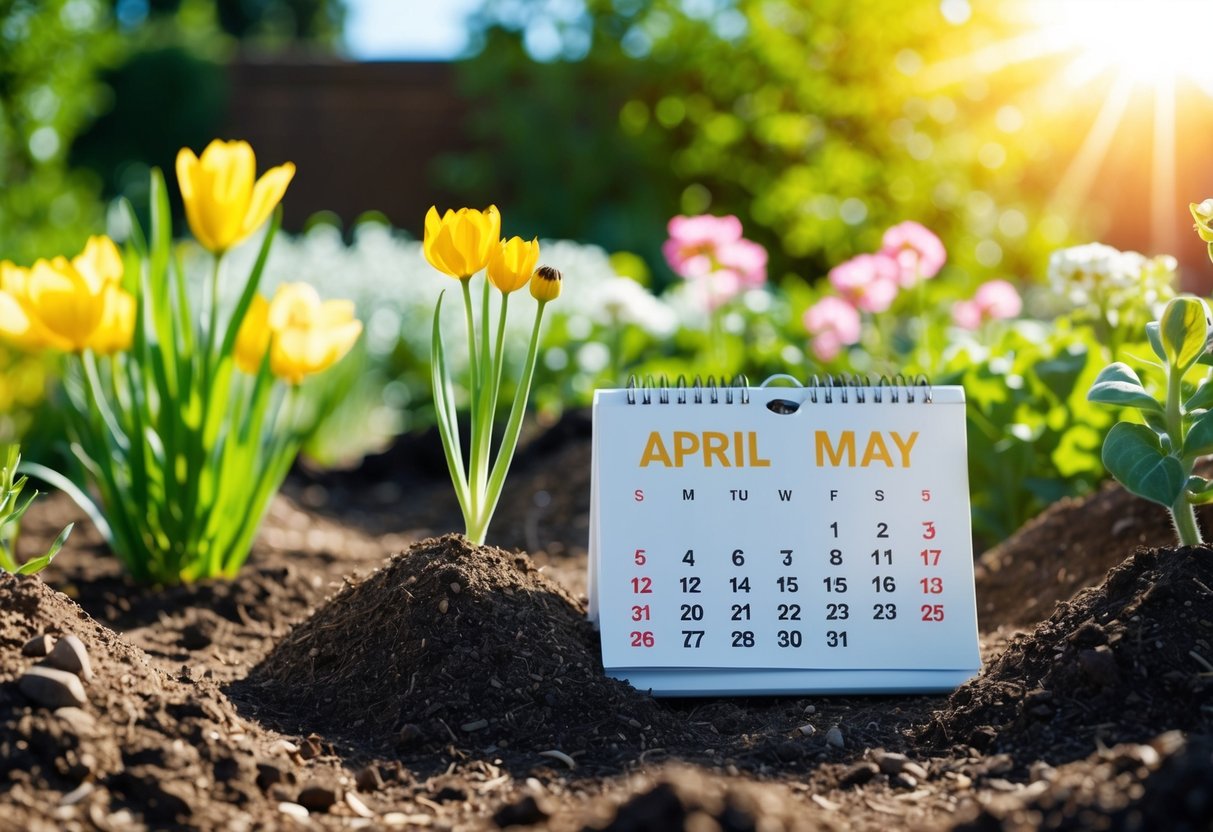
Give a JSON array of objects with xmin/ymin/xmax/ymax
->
[
  {"xmin": 815, "ymin": 430, "xmax": 918, "ymax": 468},
  {"xmin": 638, "ymin": 431, "xmax": 771, "ymax": 468}
]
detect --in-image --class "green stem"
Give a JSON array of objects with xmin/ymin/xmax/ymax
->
[
  {"xmin": 484, "ymin": 292, "xmax": 509, "ymax": 461},
  {"xmin": 204, "ymin": 254, "xmax": 223, "ymax": 376},
  {"xmin": 474, "ymin": 300, "xmax": 548, "ymax": 544},
  {"xmin": 460, "ymin": 278, "xmax": 480, "ymax": 520},
  {"xmin": 1172, "ymin": 496, "xmax": 1202, "ymax": 546},
  {"xmin": 81, "ymin": 351, "xmax": 128, "ymax": 451}
]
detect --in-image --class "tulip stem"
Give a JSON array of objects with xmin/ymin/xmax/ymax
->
[
  {"xmin": 80, "ymin": 350, "xmax": 129, "ymax": 452},
  {"xmin": 459, "ymin": 278, "xmax": 480, "ymax": 518},
  {"xmin": 484, "ymin": 292, "xmax": 509, "ymax": 467},
  {"xmin": 474, "ymin": 299, "xmax": 548, "ymax": 544}
]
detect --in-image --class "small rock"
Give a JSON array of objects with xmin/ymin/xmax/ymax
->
[
  {"xmin": 461, "ymin": 719, "xmax": 489, "ymax": 733},
  {"xmin": 19, "ymin": 667, "xmax": 88, "ymax": 709},
  {"xmin": 297, "ymin": 785, "xmax": 339, "ymax": 813},
  {"xmin": 54, "ymin": 706, "xmax": 97, "ymax": 735},
  {"xmin": 278, "ymin": 802, "xmax": 309, "ymax": 820},
  {"xmin": 1078, "ymin": 647, "xmax": 1120, "ymax": 688},
  {"xmin": 825, "ymin": 726, "xmax": 844, "ymax": 749},
  {"xmin": 181, "ymin": 618, "xmax": 218, "ymax": 651},
  {"xmin": 872, "ymin": 750, "xmax": 909, "ymax": 774},
  {"xmin": 438, "ymin": 598, "xmax": 450, "ymax": 614},
  {"xmin": 355, "ymin": 765, "xmax": 384, "ymax": 793},
  {"xmin": 493, "ymin": 794, "xmax": 549, "ymax": 827},
  {"xmin": 299, "ymin": 734, "xmax": 325, "ymax": 760},
  {"xmin": 344, "ymin": 791, "xmax": 374, "ymax": 819},
  {"xmin": 256, "ymin": 762, "xmax": 290, "ymax": 792},
  {"xmin": 891, "ymin": 773, "xmax": 918, "ymax": 789},
  {"xmin": 21, "ymin": 634, "xmax": 56, "ymax": 657},
  {"xmin": 397, "ymin": 723, "xmax": 424, "ymax": 748},
  {"xmin": 839, "ymin": 761, "xmax": 879, "ymax": 788},
  {"xmin": 967, "ymin": 726, "xmax": 997, "ymax": 751},
  {"xmin": 797, "ymin": 724, "xmax": 816, "ymax": 737},
  {"xmin": 43, "ymin": 635, "xmax": 93, "ymax": 681},
  {"xmin": 450, "ymin": 582, "xmax": 462, "ymax": 594}
]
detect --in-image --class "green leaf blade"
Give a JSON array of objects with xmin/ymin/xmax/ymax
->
[
  {"xmin": 1160, "ymin": 297, "xmax": 1210, "ymax": 373},
  {"xmin": 1087, "ymin": 362, "xmax": 1162, "ymax": 412},
  {"xmin": 1102, "ymin": 422, "xmax": 1186, "ymax": 508}
]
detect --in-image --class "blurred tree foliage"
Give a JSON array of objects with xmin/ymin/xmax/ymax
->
[
  {"xmin": 0, "ymin": 0, "xmax": 344, "ymax": 264},
  {"xmin": 446, "ymin": 0, "xmax": 1080, "ymax": 289}
]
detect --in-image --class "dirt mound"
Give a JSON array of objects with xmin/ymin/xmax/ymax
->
[
  {"xmin": 243, "ymin": 534, "xmax": 686, "ymax": 759},
  {"xmin": 578, "ymin": 768, "xmax": 841, "ymax": 832},
  {"xmin": 921, "ymin": 546, "xmax": 1213, "ymax": 766},
  {"xmin": 0, "ymin": 574, "xmax": 369, "ymax": 831},
  {"xmin": 954, "ymin": 732, "xmax": 1213, "ymax": 831},
  {"xmin": 975, "ymin": 462, "xmax": 1213, "ymax": 630}
]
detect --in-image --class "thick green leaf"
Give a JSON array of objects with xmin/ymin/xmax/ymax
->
[
  {"xmin": 1160, "ymin": 297, "xmax": 1210, "ymax": 372},
  {"xmin": 1086, "ymin": 362, "xmax": 1162, "ymax": 412},
  {"xmin": 1185, "ymin": 381, "xmax": 1213, "ymax": 412},
  {"xmin": 1185, "ymin": 411, "xmax": 1213, "ymax": 458},
  {"xmin": 1145, "ymin": 322, "xmax": 1166, "ymax": 362},
  {"xmin": 1102, "ymin": 422, "xmax": 1186, "ymax": 508}
]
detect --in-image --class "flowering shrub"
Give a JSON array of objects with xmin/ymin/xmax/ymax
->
[
  {"xmin": 952, "ymin": 280, "xmax": 1022, "ymax": 330},
  {"xmin": 0, "ymin": 140, "xmax": 360, "ymax": 583}
]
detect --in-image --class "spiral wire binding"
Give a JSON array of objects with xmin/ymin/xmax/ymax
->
[
  {"xmin": 625, "ymin": 374, "xmax": 751, "ymax": 405},
  {"xmin": 624, "ymin": 373, "xmax": 932, "ymax": 405}
]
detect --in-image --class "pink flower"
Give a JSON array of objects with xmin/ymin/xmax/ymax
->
[
  {"xmin": 881, "ymin": 221, "xmax": 946, "ymax": 287},
  {"xmin": 952, "ymin": 279, "xmax": 1022, "ymax": 330},
  {"xmin": 663, "ymin": 214, "xmax": 769, "ymax": 310},
  {"xmin": 717, "ymin": 237, "xmax": 768, "ymax": 288},
  {"xmin": 663, "ymin": 214, "xmax": 744, "ymax": 279},
  {"xmin": 803, "ymin": 296, "xmax": 861, "ymax": 361},
  {"xmin": 828, "ymin": 254, "xmax": 900, "ymax": 313}
]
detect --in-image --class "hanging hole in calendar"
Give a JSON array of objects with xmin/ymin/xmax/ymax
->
[{"xmin": 766, "ymin": 398, "xmax": 800, "ymax": 414}]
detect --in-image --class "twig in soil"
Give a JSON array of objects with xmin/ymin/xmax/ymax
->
[
  {"xmin": 1190, "ymin": 650, "xmax": 1213, "ymax": 673},
  {"xmin": 1193, "ymin": 577, "xmax": 1213, "ymax": 596},
  {"xmin": 436, "ymin": 718, "xmax": 458, "ymax": 743},
  {"xmin": 538, "ymin": 749, "xmax": 576, "ymax": 770}
]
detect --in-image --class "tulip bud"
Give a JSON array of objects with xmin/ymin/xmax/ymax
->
[{"xmin": 530, "ymin": 265, "xmax": 562, "ymax": 302}]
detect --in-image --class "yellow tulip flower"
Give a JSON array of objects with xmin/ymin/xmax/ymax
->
[
  {"xmin": 423, "ymin": 205, "xmax": 501, "ymax": 279},
  {"xmin": 0, "ymin": 257, "xmax": 110, "ymax": 353},
  {"xmin": 72, "ymin": 236, "xmax": 124, "ymax": 288},
  {"xmin": 529, "ymin": 265, "xmax": 563, "ymax": 302},
  {"xmin": 487, "ymin": 236, "xmax": 540, "ymax": 294},
  {"xmin": 87, "ymin": 285, "xmax": 137, "ymax": 356},
  {"xmin": 234, "ymin": 284, "xmax": 362, "ymax": 385},
  {"xmin": 176, "ymin": 140, "xmax": 296, "ymax": 255}
]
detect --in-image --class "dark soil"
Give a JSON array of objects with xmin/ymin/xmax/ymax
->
[{"xmin": 4, "ymin": 425, "xmax": 1213, "ymax": 831}]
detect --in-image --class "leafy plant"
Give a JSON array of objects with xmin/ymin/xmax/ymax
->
[
  {"xmin": 1088, "ymin": 297, "xmax": 1213, "ymax": 546},
  {"xmin": 423, "ymin": 206, "xmax": 560, "ymax": 545},
  {"xmin": 0, "ymin": 140, "xmax": 361, "ymax": 584},
  {"xmin": 0, "ymin": 445, "xmax": 72, "ymax": 576}
]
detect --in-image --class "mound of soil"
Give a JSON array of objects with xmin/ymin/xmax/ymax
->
[
  {"xmin": 0, "ymin": 574, "xmax": 353, "ymax": 830},
  {"xmin": 955, "ymin": 732, "xmax": 1213, "ymax": 831},
  {"xmin": 975, "ymin": 463, "xmax": 1213, "ymax": 630},
  {"xmin": 921, "ymin": 546, "xmax": 1213, "ymax": 765},
  {"xmin": 243, "ymin": 534, "xmax": 687, "ymax": 759}
]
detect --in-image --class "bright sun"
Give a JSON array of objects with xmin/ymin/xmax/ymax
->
[{"xmin": 1034, "ymin": 0, "xmax": 1213, "ymax": 91}]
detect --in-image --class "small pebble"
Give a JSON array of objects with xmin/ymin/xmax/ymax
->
[
  {"xmin": 19, "ymin": 667, "xmax": 88, "ymax": 709},
  {"xmin": 297, "ymin": 785, "xmax": 339, "ymax": 813},
  {"xmin": 344, "ymin": 791, "xmax": 374, "ymax": 818},
  {"xmin": 825, "ymin": 726, "xmax": 844, "ymax": 749},
  {"xmin": 438, "ymin": 598, "xmax": 450, "ymax": 614},
  {"xmin": 43, "ymin": 635, "xmax": 94, "ymax": 681},
  {"xmin": 355, "ymin": 765, "xmax": 384, "ymax": 793},
  {"xmin": 797, "ymin": 724, "xmax": 816, "ymax": 737},
  {"xmin": 278, "ymin": 802, "xmax": 309, "ymax": 820},
  {"xmin": 54, "ymin": 706, "xmax": 97, "ymax": 735},
  {"xmin": 839, "ymin": 761, "xmax": 879, "ymax": 788},
  {"xmin": 450, "ymin": 582, "xmax": 462, "ymax": 594},
  {"xmin": 462, "ymin": 719, "xmax": 489, "ymax": 732},
  {"xmin": 21, "ymin": 634, "xmax": 56, "ymax": 658}
]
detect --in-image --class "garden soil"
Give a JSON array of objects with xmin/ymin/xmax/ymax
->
[{"xmin": 3, "ymin": 423, "xmax": 1213, "ymax": 830}]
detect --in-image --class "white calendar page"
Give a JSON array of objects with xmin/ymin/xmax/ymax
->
[{"xmin": 588, "ymin": 383, "xmax": 981, "ymax": 696}]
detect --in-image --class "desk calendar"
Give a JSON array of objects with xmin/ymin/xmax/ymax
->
[{"xmin": 587, "ymin": 376, "xmax": 981, "ymax": 696}]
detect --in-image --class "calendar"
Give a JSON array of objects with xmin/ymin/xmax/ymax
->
[{"xmin": 587, "ymin": 376, "xmax": 981, "ymax": 696}]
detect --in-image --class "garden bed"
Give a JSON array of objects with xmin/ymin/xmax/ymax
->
[{"xmin": 3, "ymin": 421, "xmax": 1212, "ymax": 831}]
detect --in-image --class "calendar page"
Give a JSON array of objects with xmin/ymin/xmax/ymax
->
[{"xmin": 587, "ymin": 379, "xmax": 981, "ymax": 696}]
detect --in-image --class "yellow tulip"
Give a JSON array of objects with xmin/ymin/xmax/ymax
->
[
  {"xmin": 423, "ymin": 205, "xmax": 501, "ymax": 279},
  {"xmin": 0, "ymin": 256, "xmax": 112, "ymax": 353},
  {"xmin": 487, "ymin": 237, "xmax": 540, "ymax": 294},
  {"xmin": 234, "ymin": 284, "xmax": 362, "ymax": 385},
  {"xmin": 72, "ymin": 236, "xmax": 124, "ymax": 288},
  {"xmin": 176, "ymin": 140, "xmax": 296, "ymax": 255},
  {"xmin": 235, "ymin": 294, "xmax": 272, "ymax": 375},
  {"xmin": 87, "ymin": 285, "xmax": 137, "ymax": 356},
  {"xmin": 529, "ymin": 265, "xmax": 563, "ymax": 302}
]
